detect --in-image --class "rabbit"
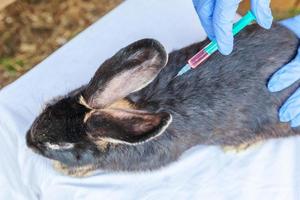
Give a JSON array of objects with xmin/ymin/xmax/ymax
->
[{"xmin": 26, "ymin": 23, "xmax": 299, "ymax": 177}]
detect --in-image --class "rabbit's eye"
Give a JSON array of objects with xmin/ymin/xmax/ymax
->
[{"xmin": 45, "ymin": 142, "xmax": 74, "ymax": 150}]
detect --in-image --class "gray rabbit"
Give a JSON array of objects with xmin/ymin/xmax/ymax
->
[{"xmin": 26, "ymin": 23, "xmax": 299, "ymax": 176}]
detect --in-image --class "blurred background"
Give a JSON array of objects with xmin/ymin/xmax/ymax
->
[{"xmin": 0, "ymin": 0, "xmax": 299, "ymax": 89}]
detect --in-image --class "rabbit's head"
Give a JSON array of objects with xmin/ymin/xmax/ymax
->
[{"xmin": 26, "ymin": 39, "xmax": 172, "ymax": 168}]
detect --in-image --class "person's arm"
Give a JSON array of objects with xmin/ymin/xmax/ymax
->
[
  {"xmin": 268, "ymin": 15, "xmax": 300, "ymax": 127},
  {"xmin": 192, "ymin": 0, "xmax": 273, "ymax": 55}
]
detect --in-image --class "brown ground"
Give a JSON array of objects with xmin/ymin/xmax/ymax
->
[
  {"xmin": 239, "ymin": 0, "xmax": 300, "ymax": 19},
  {"xmin": 0, "ymin": 0, "xmax": 299, "ymax": 89},
  {"xmin": 0, "ymin": 0, "xmax": 121, "ymax": 88}
]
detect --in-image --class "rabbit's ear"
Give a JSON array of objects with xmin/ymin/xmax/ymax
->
[
  {"xmin": 85, "ymin": 108, "xmax": 172, "ymax": 145},
  {"xmin": 83, "ymin": 39, "xmax": 168, "ymax": 109}
]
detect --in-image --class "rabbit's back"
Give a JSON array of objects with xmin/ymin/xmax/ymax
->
[{"xmin": 130, "ymin": 23, "xmax": 299, "ymax": 146}]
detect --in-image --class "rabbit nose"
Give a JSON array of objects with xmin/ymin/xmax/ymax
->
[{"xmin": 26, "ymin": 130, "xmax": 44, "ymax": 154}]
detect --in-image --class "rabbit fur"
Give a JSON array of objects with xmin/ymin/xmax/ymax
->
[{"xmin": 26, "ymin": 23, "xmax": 299, "ymax": 176}]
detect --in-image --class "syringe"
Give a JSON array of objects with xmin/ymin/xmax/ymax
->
[{"xmin": 176, "ymin": 11, "xmax": 256, "ymax": 77}]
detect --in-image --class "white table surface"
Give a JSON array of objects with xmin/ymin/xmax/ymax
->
[{"xmin": 0, "ymin": 0, "xmax": 299, "ymax": 199}]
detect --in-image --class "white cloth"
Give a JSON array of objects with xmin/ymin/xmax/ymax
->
[{"xmin": 0, "ymin": 0, "xmax": 300, "ymax": 199}]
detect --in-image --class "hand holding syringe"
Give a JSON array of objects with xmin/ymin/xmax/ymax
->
[{"xmin": 176, "ymin": 11, "xmax": 256, "ymax": 77}]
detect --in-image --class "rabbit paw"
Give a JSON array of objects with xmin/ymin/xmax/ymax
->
[
  {"xmin": 222, "ymin": 141, "xmax": 263, "ymax": 153},
  {"xmin": 53, "ymin": 161, "xmax": 94, "ymax": 177}
]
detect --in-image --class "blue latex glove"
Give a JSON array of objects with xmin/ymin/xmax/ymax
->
[
  {"xmin": 268, "ymin": 15, "xmax": 300, "ymax": 127},
  {"xmin": 193, "ymin": 0, "xmax": 273, "ymax": 55}
]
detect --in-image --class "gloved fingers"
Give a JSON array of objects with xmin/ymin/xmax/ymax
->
[
  {"xmin": 250, "ymin": 0, "xmax": 273, "ymax": 29},
  {"xmin": 291, "ymin": 113, "xmax": 300, "ymax": 127},
  {"xmin": 193, "ymin": 0, "xmax": 216, "ymax": 40},
  {"xmin": 213, "ymin": 0, "xmax": 241, "ymax": 55},
  {"xmin": 279, "ymin": 87, "xmax": 300, "ymax": 124},
  {"xmin": 268, "ymin": 48, "xmax": 300, "ymax": 92},
  {"xmin": 280, "ymin": 15, "xmax": 300, "ymax": 38}
]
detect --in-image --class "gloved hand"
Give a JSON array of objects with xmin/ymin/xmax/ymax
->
[
  {"xmin": 268, "ymin": 15, "xmax": 300, "ymax": 127},
  {"xmin": 193, "ymin": 0, "xmax": 273, "ymax": 55}
]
